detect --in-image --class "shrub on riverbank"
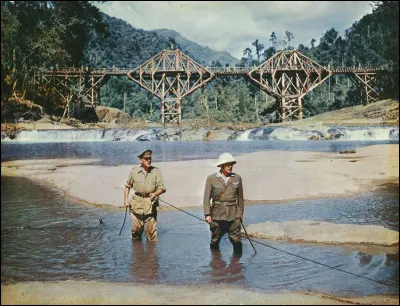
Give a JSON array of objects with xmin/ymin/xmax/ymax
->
[
  {"xmin": 1, "ymin": 96, "xmax": 44, "ymax": 123},
  {"xmin": 180, "ymin": 117, "xmax": 263, "ymax": 131},
  {"xmin": 1, "ymin": 123, "xmax": 22, "ymax": 139}
]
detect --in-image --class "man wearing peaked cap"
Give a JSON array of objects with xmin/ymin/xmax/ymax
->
[
  {"xmin": 137, "ymin": 149, "xmax": 152, "ymax": 159},
  {"xmin": 203, "ymin": 152, "xmax": 244, "ymax": 255},
  {"xmin": 123, "ymin": 149, "xmax": 166, "ymax": 241}
]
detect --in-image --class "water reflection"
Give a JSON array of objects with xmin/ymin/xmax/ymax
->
[
  {"xmin": 203, "ymin": 250, "xmax": 245, "ymax": 284},
  {"xmin": 131, "ymin": 241, "xmax": 160, "ymax": 283},
  {"xmin": 1, "ymin": 176, "xmax": 398, "ymax": 296},
  {"xmin": 357, "ymin": 252, "xmax": 373, "ymax": 266}
]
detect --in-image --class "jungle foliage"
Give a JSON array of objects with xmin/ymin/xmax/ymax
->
[{"xmin": 1, "ymin": 1, "xmax": 398, "ymax": 124}]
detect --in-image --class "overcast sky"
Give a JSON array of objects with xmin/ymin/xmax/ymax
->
[{"xmin": 95, "ymin": 1, "xmax": 373, "ymax": 60}]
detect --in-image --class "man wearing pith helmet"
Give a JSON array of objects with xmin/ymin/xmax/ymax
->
[
  {"xmin": 203, "ymin": 152, "xmax": 244, "ymax": 254},
  {"xmin": 124, "ymin": 149, "xmax": 166, "ymax": 241}
]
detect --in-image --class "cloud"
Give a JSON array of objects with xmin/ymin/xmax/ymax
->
[{"xmin": 95, "ymin": 1, "xmax": 372, "ymax": 59}]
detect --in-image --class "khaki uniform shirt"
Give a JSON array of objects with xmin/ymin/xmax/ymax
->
[
  {"xmin": 125, "ymin": 165, "xmax": 166, "ymax": 215},
  {"xmin": 203, "ymin": 172, "xmax": 244, "ymax": 221}
]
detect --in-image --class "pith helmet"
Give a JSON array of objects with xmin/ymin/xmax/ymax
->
[
  {"xmin": 216, "ymin": 152, "xmax": 236, "ymax": 167},
  {"xmin": 137, "ymin": 149, "xmax": 152, "ymax": 159}
]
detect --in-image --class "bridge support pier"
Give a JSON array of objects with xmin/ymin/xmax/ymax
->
[
  {"xmin": 298, "ymin": 96, "xmax": 303, "ymax": 120},
  {"xmin": 281, "ymin": 97, "xmax": 286, "ymax": 121},
  {"xmin": 351, "ymin": 72, "xmax": 379, "ymax": 105},
  {"xmin": 162, "ymin": 98, "xmax": 181, "ymax": 125},
  {"xmin": 84, "ymin": 74, "xmax": 107, "ymax": 107},
  {"xmin": 278, "ymin": 96, "xmax": 304, "ymax": 122}
]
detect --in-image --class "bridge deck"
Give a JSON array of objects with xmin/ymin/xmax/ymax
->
[{"xmin": 39, "ymin": 66, "xmax": 386, "ymax": 76}]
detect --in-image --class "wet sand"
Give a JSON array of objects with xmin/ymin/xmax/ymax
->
[
  {"xmin": 1, "ymin": 144, "xmax": 398, "ymax": 210},
  {"xmin": 1, "ymin": 281, "xmax": 399, "ymax": 305}
]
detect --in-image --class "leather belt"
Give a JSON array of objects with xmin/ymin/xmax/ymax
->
[
  {"xmin": 135, "ymin": 192, "xmax": 151, "ymax": 198},
  {"xmin": 213, "ymin": 201, "xmax": 236, "ymax": 206}
]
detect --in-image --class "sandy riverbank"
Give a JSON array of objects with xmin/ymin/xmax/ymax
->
[
  {"xmin": 1, "ymin": 281, "xmax": 399, "ymax": 305},
  {"xmin": 1, "ymin": 144, "xmax": 398, "ymax": 210}
]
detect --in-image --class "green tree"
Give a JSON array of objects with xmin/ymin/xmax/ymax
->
[
  {"xmin": 241, "ymin": 47, "xmax": 253, "ymax": 67},
  {"xmin": 1, "ymin": 1, "xmax": 107, "ymax": 103},
  {"xmin": 269, "ymin": 31, "xmax": 277, "ymax": 50},
  {"xmin": 251, "ymin": 39, "xmax": 265, "ymax": 63}
]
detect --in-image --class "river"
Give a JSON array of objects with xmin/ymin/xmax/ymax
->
[{"xmin": 1, "ymin": 131, "xmax": 399, "ymax": 297}]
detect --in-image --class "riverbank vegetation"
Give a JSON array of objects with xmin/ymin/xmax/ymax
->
[{"xmin": 1, "ymin": 1, "xmax": 399, "ymax": 126}]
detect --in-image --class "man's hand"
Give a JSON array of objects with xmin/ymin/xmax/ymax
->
[
  {"xmin": 150, "ymin": 189, "xmax": 164, "ymax": 202},
  {"xmin": 124, "ymin": 201, "xmax": 130, "ymax": 208},
  {"xmin": 205, "ymin": 216, "xmax": 212, "ymax": 224},
  {"xmin": 150, "ymin": 193, "xmax": 157, "ymax": 202}
]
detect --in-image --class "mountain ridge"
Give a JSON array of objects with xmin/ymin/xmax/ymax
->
[
  {"xmin": 152, "ymin": 28, "xmax": 239, "ymax": 66},
  {"xmin": 84, "ymin": 14, "xmax": 239, "ymax": 68}
]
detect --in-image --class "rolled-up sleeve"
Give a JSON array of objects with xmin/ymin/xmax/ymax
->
[
  {"xmin": 155, "ymin": 169, "xmax": 166, "ymax": 193},
  {"xmin": 203, "ymin": 176, "xmax": 212, "ymax": 216},
  {"xmin": 125, "ymin": 171, "xmax": 134, "ymax": 189}
]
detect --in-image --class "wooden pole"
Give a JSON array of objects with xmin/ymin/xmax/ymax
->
[{"xmin": 123, "ymin": 92, "xmax": 126, "ymax": 112}]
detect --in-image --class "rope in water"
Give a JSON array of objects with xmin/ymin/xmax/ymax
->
[{"xmin": 158, "ymin": 198, "xmax": 398, "ymax": 289}]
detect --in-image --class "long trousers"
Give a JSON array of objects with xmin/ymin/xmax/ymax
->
[
  {"xmin": 130, "ymin": 211, "xmax": 157, "ymax": 241},
  {"xmin": 209, "ymin": 219, "xmax": 242, "ymax": 247}
]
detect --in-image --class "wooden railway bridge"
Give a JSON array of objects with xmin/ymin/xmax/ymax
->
[{"xmin": 37, "ymin": 49, "xmax": 386, "ymax": 125}]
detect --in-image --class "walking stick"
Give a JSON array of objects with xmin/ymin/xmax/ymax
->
[
  {"xmin": 119, "ymin": 206, "xmax": 128, "ymax": 236},
  {"xmin": 239, "ymin": 218, "xmax": 257, "ymax": 254},
  {"xmin": 236, "ymin": 203, "xmax": 257, "ymax": 254}
]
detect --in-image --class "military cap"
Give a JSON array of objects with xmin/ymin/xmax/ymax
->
[{"xmin": 137, "ymin": 149, "xmax": 152, "ymax": 159}]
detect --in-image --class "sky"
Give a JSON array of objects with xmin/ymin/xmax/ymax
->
[{"xmin": 94, "ymin": 1, "xmax": 373, "ymax": 60}]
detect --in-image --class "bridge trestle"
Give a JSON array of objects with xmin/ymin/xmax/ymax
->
[
  {"xmin": 128, "ymin": 49, "xmax": 214, "ymax": 125},
  {"xmin": 350, "ymin": 72, "xmax": 380, "ymax": 105},
  {"xmin": 36, "ymin": 70, "xmax": 107, "ymax": 111},
  {"xmin": 248, "ymin": 50, "xmax": 332, "ymax": 121}
]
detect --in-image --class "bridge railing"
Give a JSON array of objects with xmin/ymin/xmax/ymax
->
[
  {"xmin": 38, "ymin": 65, "xmax": 388, "ymax": 75},
  {"xmin": 208, "ymin": 67, "xmax": 252, "ymax": 73},
  {"xmin": 330, "ymin": 65, "xmax": 388, "ymax": 73},
  {"xmin": 38, "ymin": 67, "xmax": 132, "ymax": 74}
]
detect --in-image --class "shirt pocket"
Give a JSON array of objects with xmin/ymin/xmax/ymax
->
[
  {"xmin": 230, "ymin": 182, "xmax": 239, "ymax": 189},
  {"xmin": 144, "ymin": 175, "xmax": 156, "ymax": 191},
  {"xmin": 212, "ymin": 185, "xmax": 221, "ymax": 197}
]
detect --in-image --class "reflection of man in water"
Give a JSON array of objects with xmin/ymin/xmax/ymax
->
[
  {"xmin": 131, "ymin": 241, "xmax": 160, "ymax": 282},
  {"xmin": 207, "ymin": 249, "xmax": 245, "ymax": 284}
]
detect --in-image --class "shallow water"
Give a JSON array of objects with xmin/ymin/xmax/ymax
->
[
  {"xmin": 1, "ymin": 176, "xmax": 398, "ymax": 296},
  {"xmin": 1, "ymin": 139, "xmax": 398, "ymax": 166},
  {"xmin": 1, "ymin": 139, "xmax": 399, "ymax": 296}
]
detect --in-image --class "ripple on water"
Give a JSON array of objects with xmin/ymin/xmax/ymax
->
[{"xmin": 1, "ymin": 175, "xmax": 398, "ymax": 296}]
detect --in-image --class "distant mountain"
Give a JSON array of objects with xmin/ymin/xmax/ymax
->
[
  {"xmin": 152, "ymin": 29, "xmax": 240, "ymax": 67},
  {"xmin": 84, "ymin": 13, "xmax": 171, "ymax": 68},
  {"xmin": 84, "ymin": 14, "xmax": 239, "ymax": 69}
]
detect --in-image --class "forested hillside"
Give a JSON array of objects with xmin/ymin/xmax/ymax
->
[
  {"xmin": 84, "ymin": 14, "xmax": 170, "ymax": 69},
  {"xmin": 153, "ymin": 29, "xmax": 239, "ymax": 67},
  {"xmin": 1, "ymin": 1, "xmax": 398, "ymax": 124}
]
